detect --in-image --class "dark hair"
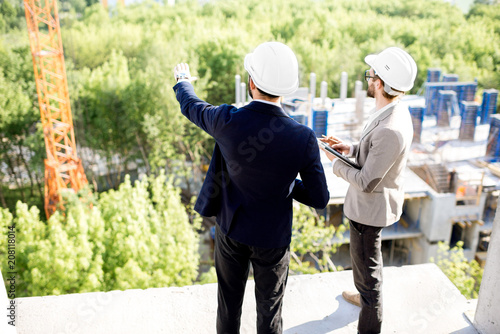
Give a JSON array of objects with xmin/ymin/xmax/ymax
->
[
  {"xmin": 249, "ymin": 75, "xmax": 280, "ymax": 99},
  {"xmin": 374, "ymin": 75, "xmax": 404, "ymax": 99},
  {"xmin": 256, "ymin": 87, "xmax": 279, "ymax": 99}
]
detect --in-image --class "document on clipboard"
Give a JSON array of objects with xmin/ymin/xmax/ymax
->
[{"xmin": 318, "ymin": 139, "xmax": 361, "ymax": 170}]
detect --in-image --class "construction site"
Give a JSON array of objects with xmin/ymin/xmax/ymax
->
[
  {"xmin": 11, "ymin": 66, "xmax": 500, "ymax": 333},
  {"xmin": 12, "ymin": 0, "xmax": 499, "ymax": 270},
  {"xmin": 3, "ymin": 0, "xmax": 500, "ymax": 332},
  {"xmin": 233, "ymin": 69, "xmax": 500, "ymax": 269}
]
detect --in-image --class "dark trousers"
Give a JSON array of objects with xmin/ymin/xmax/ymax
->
[
  {"xmin": 349, "ymin": 220, "xmax": 383, "ymax": 334},
  {"xmin": 214, "ymin": 224, "xmax": 290, "ymax": 334}
]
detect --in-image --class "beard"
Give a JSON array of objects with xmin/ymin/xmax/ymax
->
[{"xmin": 367, "ymin": 82, "xmax": 375, "ymax": 98}]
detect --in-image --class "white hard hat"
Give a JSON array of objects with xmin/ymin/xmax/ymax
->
[
  {"xmin": 244, "ymin": 42, "xmax": 299, "ymax": 96},
  {"xmin": 365, "ymin": 47, "xmax": 417, "ymax": 95}
]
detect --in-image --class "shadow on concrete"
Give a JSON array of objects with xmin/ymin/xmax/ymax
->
[
  {"xmin": 447, "ymin": 313, "xmax": 477, "ymax": 334},
  {"xmin": 284, "ymin": 295, "xmax": 359, "ymax": 334}
]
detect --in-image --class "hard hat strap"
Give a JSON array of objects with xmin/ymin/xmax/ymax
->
[{"xmin": 384, "ymin": 82, "xmax": 403, "ymax": 96}]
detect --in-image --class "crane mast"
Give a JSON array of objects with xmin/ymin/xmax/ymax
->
[{"xmin": 24, "ymin": 0, "xmax": 88, "ymax": 218}]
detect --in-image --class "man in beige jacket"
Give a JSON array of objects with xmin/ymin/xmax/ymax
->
[{"xmin": 321, "ymin": 47, "xmax": 417, "ymax": 334}]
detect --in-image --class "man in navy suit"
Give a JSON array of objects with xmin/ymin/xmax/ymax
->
[{"xmin": 173, "ymin": 42, "xmax": 329, "ymax": 334}]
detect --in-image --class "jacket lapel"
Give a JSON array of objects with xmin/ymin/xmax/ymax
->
[{"xmin": 360, "ymin": 105, "xmax": 396, "ymax": 142}]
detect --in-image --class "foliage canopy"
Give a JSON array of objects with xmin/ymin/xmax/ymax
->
[
  {"xmin": 0, "ymin": 0, "xmax": 497, "ymax": 295},
  {"xmin": 1, "ymin": 0, "xmax": 500, "ymax": 209},
  {"xmin": 431, "ymin": 241, "xmax": 483, "ymax": 299},
  {"xmin": 0, "ymin": 173, "xmax": 200, "ymax": 296}
]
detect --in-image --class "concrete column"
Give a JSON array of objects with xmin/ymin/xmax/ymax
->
[
  {"xmin": 474, "ymin": 196, "xmax": 500, "ymax": 333},
  {"xmin": 235, "ymin": 75, "xmax": 241, "ymax": 107},
  {"xmin": 320, "ymin": 81, "xmax": 328, "ymax": 107},
  {"xmin": 309, "ymin": 73, "xmax": 316, "ymax": 100},
  {"xmin": 354, "ymin": 85, "xmax": 366, "ymax": 136},
  {"xmin": 354, "ymin": 80, "xmax": 362, "ymax": 98},
  {"xmin": 240, "ymin": 82, "xmax": 246, "ymax": 105},
  {"xmin": 309, "ymin": 73, "xmax": 316, "ymax": 128},
  {"xmin": 340, "ymin": 72, "xmax": 348, "ymax": 100}
]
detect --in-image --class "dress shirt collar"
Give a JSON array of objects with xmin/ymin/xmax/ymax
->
[
  {"xmin": 363, "ymin": 99, "xmax": 400, "ymax": 132},
  {"xmin": 368, "ymin": 99, "xmax": 400, "ymax": 116},
  {"xmin": 252, "ymin": 99, "xmax": 282, "ymax": 107}
]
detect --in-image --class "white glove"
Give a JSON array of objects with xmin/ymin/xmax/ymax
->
[{"xmin": 173, "ymin": 63, "xmax": 196, "ymax": 83}]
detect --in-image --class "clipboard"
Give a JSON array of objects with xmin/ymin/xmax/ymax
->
[{"xmin": 318, "ymin": 140, "xmax": 361, "ymax": 170}]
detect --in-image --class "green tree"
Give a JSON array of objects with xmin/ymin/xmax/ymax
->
[
  {"xmin": 0, "ymin": 63, "xmax": 43, "ymax": 210},
  {"xmin": 290, "ymin": 203, "xmax": 345, "ymax": 275},
  {"xmin": 431, "ymin": 241, "xmax": 483, "ymax": 299},
  {"xmin": 0, "ymin": 173, "xmax": 200, "ymax": 297},
  {"xmin": 0, "ymin": 0, "xmax": 22, "ymax": 33},
  {"xmin": 3, "ymin": 0, "xmax": 500, "ymax": 213},
  {"xmin": 100, "ymin": 173, "xmax": 200, "ymax": 290}
]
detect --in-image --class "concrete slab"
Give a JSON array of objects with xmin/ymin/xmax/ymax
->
[{"xmin": 16, "ymin": 264, "xmax": 477, "ymax": 334}]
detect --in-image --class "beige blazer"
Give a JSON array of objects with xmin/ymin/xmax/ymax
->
[{"xmin": 332, "ymin": 103, "xmax": 413, "ymax": 227}]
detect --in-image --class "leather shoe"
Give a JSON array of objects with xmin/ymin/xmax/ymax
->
[{"xmin": 342, "ymin": 291, "xmax": 361, "ymax": 307}]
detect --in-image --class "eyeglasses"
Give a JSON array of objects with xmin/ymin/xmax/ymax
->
[{"xmin": 364, "ymin": 70, "xmax": 376, "ymax": 82}]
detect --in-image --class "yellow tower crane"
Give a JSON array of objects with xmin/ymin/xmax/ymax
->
[{"xmin": 24, "ymin": 0, "xmax": 88, "ymax": 218}]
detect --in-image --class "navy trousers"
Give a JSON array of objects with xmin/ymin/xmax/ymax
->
[{"xmin": 214, "ymin": 224, "xmax": 290, "ymax": 334}]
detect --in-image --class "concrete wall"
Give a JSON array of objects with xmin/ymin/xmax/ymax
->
[
  {"xmin": 406, "ymin": 191, "xmax": 454, "ymax": 243},
  {"xmin": 404, "ymin": 197, "xmax": 425, "ymax": 228},
  {"xmin": 421, "ymin": 192, "xmax": 457, "ymax": 242},
  {"xmin": 474, "ymin": 197, "xmax": 500, "ymax": 334},
  {"xmin": 406, "ymin": 191, "xmax": 487, "ymax": 263},
  {"xmin": 407, "ymin": 190, "xmax": 486, "ymax": 243},
  {"xmin": 453, "ymin": 193, "xmax": 487, "ymax": 260},
  {"xmin": 410, "ymin": 236, "xmax": 441, "ymax": 265},
  {"xmin": 463, "ymin": 223, "xmax": 482, "ymax": 260}
]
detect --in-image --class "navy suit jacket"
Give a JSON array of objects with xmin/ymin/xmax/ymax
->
[{"xmin": 174, "ymin": 81, "xmax": 329, "ymax": 248}]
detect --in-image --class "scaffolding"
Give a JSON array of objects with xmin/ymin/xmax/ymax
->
[
  {"xmin": 425, "ymin": 81, "xmax": 477, "ymax": 116},
  {"xmin": 486, "ymin": 114, "xmax": 500, "ymax": 159},
  {"xmin": 409, "ymin": 106, "xmax": 424, "ymax": 144},
  {"xmin": 459, "ymin": 101, "xmax": 480, "ymax": 141},
  {"xmin": 480, "ymin": 89, "xmax": 499, "ymax": 125}
]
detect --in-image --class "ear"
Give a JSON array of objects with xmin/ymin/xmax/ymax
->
[{"xmin": 249, "ymin": 77, "xmax": 256, "ymax": 90}]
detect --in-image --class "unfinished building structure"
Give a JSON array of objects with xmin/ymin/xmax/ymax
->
[{"xmin": 234, "ymin": 69, "xmax": 500, "ymax": 268}]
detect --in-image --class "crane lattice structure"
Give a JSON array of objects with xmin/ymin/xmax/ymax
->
[{"xmin": 24, "ymin": 0, "xmax": 88, "ymax": 218}]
